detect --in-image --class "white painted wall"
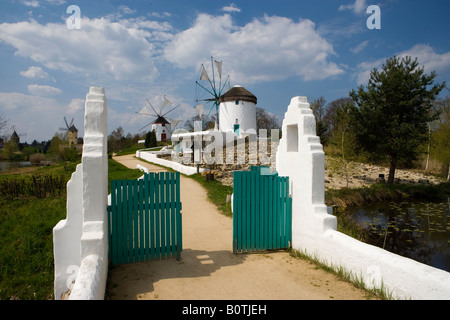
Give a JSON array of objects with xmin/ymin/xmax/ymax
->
[
  {"xmin": 53, "ymin": 87, "xmax": 109, "ymax": 300},
  {"xmin": 276, "ymin": 96, "xmax": 450, "ymax": 300},
  {"xmin": 137, "ymin": 149, "xmax": 206, "ymax": 175}
]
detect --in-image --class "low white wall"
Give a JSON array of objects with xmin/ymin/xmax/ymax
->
[
  {"xmin": 136, "ymin": 150, "xmax": 205, "ymax": 175},
  {"xmin": 276, "ymin": 96, "xmax": 450, "ymax": 300}
]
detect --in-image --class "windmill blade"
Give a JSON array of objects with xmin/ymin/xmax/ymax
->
[
  {"xmin": 64, "ymin": 117, "xmax": 69, "ymax": 128},
  {"xmin": 146, "ymin": 98, "xmax": 160, "ymax": 115},
  {"xmin": 139, "ymin": 121, "xmax": 155, "ymax": 132},
  {"xmin": 136, "ymin": 106, "xmax": 156, "ymax": 116},
  {"xmin": 161, "ymin": 104, "xmax": 181, "ymax": 117},
  {"xmin": 59, "ymin": 127, "xmax": 68, "ymax": 131},
  {"xmin": 215, "ymin": 60, "xmax": 222, "ymax": 79},
  {"xmin": 167, "ymin": 118, "xmax": 181, "ymax": 132},
  {"xmin": 161, "ymin": 95, "xmax": 173, "ymax": 109},
  {"xmin": 69, "ymin": 118, "xmax": 74, "ymax": 127},
  {"xmin": 200, "ymin": 64, "xmax": 210, "ymax": 82}
]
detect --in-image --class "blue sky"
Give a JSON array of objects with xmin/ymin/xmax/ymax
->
[{"xmin": 0, "ymin": 0, "xmax": 449, "ymax": 143}]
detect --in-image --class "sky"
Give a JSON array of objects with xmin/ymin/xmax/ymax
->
[{"xmin": 0, "ymin": 0, "xmax": 449, "ymax": 143}]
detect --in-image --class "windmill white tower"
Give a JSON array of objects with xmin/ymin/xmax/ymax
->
[
  {"xmin": 218, "ymin": 85, "xmax": 257, "ymax": 136},
  {"xmin": 137, "ymin": 96, "xmax": 181, "ymax": 142}
]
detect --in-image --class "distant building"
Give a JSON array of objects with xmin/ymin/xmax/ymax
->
[
  {"xmin": 68, "ymin": 125, "xmax": 78, "ymax": 145},
  {"xmin": 10, "ymin": 130, "xmax": 20, "ymax": 146}
]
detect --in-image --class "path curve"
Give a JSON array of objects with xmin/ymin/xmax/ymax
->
[{"xmin": 107, "ymin": 154, "xmax": 373, "ymax": 300}]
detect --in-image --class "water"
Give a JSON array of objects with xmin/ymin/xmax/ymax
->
[
  {"xmin": 0, "ymin": 161, "xmax": 31, "ymax": 173},
  {"xmin": 351, "ymin": 199, "xmax": 450, "ymax": 272}
]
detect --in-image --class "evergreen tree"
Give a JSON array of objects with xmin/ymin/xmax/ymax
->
[
  {"xmin": 350, "ymin": 56, "xmax": 445, "ymax": 184},
  {"xmin": 145, "ymin": 130, "xmax": 157, "ymax": 148}
]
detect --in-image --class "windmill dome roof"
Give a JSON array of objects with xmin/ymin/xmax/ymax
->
[
  {"xmin": 219, "ymin": 85, "xmax": 257, "ymax": 105},
  {"xmin": 152, "ymin": 116, "xmax": 170, "ymax": 124},
  {"xmin": 68, "ymin": 125, "xmax": 78, "ymax": 133}
]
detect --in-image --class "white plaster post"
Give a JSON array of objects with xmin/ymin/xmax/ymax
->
[
  {"xmin": 276, "ymin": 96, "xmax": 337, "ymax": 249},
  {"xmin": 53, "ymin": 87, "xmax": 108, "ymax": 300},
  {"xmin": 276, "ymin": 96, "xmax": 450, "ymax": 300}
]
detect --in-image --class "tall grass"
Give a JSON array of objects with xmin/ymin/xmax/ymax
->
[{"xmin": 0, "ymin": 159, "xmax": 143, "ymax": 300}]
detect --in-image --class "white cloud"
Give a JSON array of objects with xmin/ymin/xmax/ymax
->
[
  {"xmin": 67, "ymin": 98, "xmax": 85, "ymax": 114},
  {"xmin": 20, "ymin": 66, "xmax": 51, "ymax": 80},
  {"xmin": 0, "ymin": 17, "xmax": 165, "ymax": 82},
  {"xmin": 22, "ymin": 0, "xmax": 39, "ymax": 7},
  {"xmin": 339, "ymin": 0, "xmax": 368, "ymax": 14},
  {"xmin": 0, "ymin": 92, "xmax": 72, "ymax": 141},
  {"xmin": 222, "ymin": 4, "xmax": 241, "ymax": 13},
  {"xmin": 21, "ymin": 0, "xmax": 66, "ymax": 7},
  {"xmin": 118, "ymin": 5, "xmax": 136, "ymax": 15},
  {"xmin": 164, "ymin": 13, "xmax": 344, "ymax": 84},
  {"xmin": 351, "ymin": 40, "xmax": 369, "ymax": 54},
  {"xmin": 28, "ymin": 84, "xmax": 62, "ymax": 96},
  {"xmin": 355, "ymin": 44, "xmax": 450, "ymax": 85}
]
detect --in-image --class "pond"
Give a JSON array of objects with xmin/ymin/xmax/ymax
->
[
  {"xmin": 0, "ymin": 161, "xmax": 31, "ymax": 173},
  {"xmin": 350, "ymin": 199, "xmax": 450, "ymax": 272}
]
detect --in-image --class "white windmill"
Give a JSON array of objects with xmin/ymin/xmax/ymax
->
[
  {"xmin": 137, "ymin": 96, "xmax": 181, "ymax": 142},
  {"xmin": 194, "ymin": 57, "xmax": 257, "ymax": 136},
  {"xmin": 194, "ymin": 57, "xmax": 230, "ymax": 130}
]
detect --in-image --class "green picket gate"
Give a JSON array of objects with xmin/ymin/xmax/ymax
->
[
  {"xmin": 233, "ymin": 166, "xmax": 292, "ymax": 254},
  {"xmin": 107, "ymin": 172, "xmax": 182, "ymax": 265}
]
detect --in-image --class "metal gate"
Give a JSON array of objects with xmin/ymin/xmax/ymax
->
[
  {"xmin": 233, "ymin": 166, "xmax": 292, "ymax": 254},
  {"xmin": 107, "ymin": 172, "xmax": 182, "ymax": 265}
]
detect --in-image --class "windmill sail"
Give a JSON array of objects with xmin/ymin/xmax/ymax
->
[
  {"xmin": 161, "ymin": 95, "xmax": 172, "ymax": 109},
  {"xmin": 200, "ymin": 64, "xmax": 210, "ymax": 82},
  {"xmin": 137, "ymin": 106, "xmax": 152, "ymax": 115},
  {"xmin": 215, "ymin": 60, "xmax": 222, "ymax": 79}
]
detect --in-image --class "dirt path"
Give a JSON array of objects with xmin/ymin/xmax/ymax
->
[{"xmin": 106, "ymin": 154, "xmax": 373, "ymax": 300}]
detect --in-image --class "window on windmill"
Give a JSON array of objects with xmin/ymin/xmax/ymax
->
[
  {"xmin": 286, "ymin": 124, "xmax": 298, "ymax": 152},
  {"xmin": 235, "ymin": 101, "xmax": 239, "ymax": 105}
]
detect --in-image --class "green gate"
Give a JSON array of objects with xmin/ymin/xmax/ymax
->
[
  {"xmin": 233, "ymin": 167, "xmax": 292, "ymax": 254},
  {"xmin": 107, "ymin": 172, "xmax": 182, "ymax": 265}
]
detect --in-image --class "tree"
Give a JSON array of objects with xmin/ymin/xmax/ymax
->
[
  {"xmin": 350, "ymin": 56, "xmax": 446, "ymax": 184},
  {"xmin": 431, "ymin": 97, "xmax": 450, "ymax": 180},
  {"xmin": 145, "ymin": 130, "xmax": 157, "ymax": 148},
  {"xmin": 256, "ymin": 107, "xmax": 281, "ymax": 131},
  {"xmin": 310, "ymin": 97, "xmax": 328, "ymax": 144}
]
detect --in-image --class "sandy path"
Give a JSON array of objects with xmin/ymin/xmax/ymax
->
[{"xmin": 106, "ymin": 155, "xmax": 372, "ymax": 300}]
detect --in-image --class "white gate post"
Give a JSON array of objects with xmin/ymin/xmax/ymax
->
[
  {"xmin": 276, "ymin": 96, "xmax": 337, "ymax": 249},
  {"xmin": 53, "ymin": 87, "xmax": 108, "ymax": 300}
]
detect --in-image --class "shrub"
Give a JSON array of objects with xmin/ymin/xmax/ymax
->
[{"xmin": 30, "ymin": 153, "xmax": 45, "ymax": 165}]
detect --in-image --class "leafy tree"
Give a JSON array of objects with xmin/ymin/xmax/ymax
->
[
  {"xmin": 431, "ymin": 97, "xmax": 450, "ymax": 180},
  {"xmin": 349, "ymin": 56, "xmax": 446, "ymax": 184}
]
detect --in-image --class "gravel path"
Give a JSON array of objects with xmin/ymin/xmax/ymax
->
[{"xmin": 106, "ymin": 155, "xmax": 374, "ymax": 300}]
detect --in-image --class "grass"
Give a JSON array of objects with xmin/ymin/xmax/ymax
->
[
  {"xmin": 290, "ymin": 249, "xmax": 395, "ymax": 300},
  {"xmin": 0, "ymin": 158, "xmax": 144, "ymax": 300},
  {"xmin": 188, "ymin": 173, "xmax": 233, "ymax": 217}
]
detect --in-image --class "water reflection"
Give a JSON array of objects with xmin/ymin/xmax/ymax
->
[
  {"xmin": 351, "ymin": 200, "xmax": 450, "ymax": 272},
  {"xmin": 0, "ymin": 161, "xmax": 31, "ymax": 173}
]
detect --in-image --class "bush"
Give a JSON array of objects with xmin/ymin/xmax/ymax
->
[{"xmin": 30, "ymin": 153, "xmax": 45, "ymax": 165}]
